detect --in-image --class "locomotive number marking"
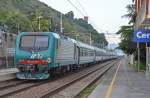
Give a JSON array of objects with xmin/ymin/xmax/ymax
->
[{"xmin": 30, "ymin": 53, "xmax": 43, "ymax": 59}]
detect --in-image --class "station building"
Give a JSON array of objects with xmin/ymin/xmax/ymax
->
[
  {"xmin": 0, "ymin": 32, "xmax": 16, "ymax": 69},
  {"xmin": 133, "ymin": 0, "xmax": 150, "ymax": 71},
  {"xmin": 135, "ymin": 0, "xmax": 150, "ymax": 29}
]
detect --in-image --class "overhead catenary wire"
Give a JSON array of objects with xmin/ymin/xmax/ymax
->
[
  {"xmin": 66, "ymin": 0, "xmax": 85, "ymax": 17},
  {"xmin": 65, "ymin": 0, "xmax": 118, "ymax": 49},
  {"xmin": 75, "ymin": 0, "xmax": 88, "ymax": 16},
  {"xmin": 65, "ymin": 0, "xmax": 105, "ymax": 33}
]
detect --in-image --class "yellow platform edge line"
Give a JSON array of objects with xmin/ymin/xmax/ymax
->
[{"xmin": 104, "ymin": 61, "xmax": 121, "ymax": 98}]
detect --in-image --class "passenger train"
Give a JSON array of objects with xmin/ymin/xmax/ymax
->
[{"xmin": 15, "ymin": 32, "xmax": 117, "ymax": 79}]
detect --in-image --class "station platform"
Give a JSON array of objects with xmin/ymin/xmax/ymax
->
[
  {"xmin": 88, "ymin": 57, "xmax": 150, "ymax": 98},
  {"xmin": 0, "ymin": 68, "xmax": 18, "ymax": 82}
]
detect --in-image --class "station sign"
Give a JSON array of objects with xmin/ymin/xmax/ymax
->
[{"xmin": 133, "ymin": 29, "xmax": 150, "ymax": 42}]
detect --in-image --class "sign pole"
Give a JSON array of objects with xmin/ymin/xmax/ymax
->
[
  {"xmin": 137, "ymin": 42, "xmax": 140, "ymax": 72},
  {"xmin": 146, "ymin": 42, "xmax": 148, "ymax": 72}
]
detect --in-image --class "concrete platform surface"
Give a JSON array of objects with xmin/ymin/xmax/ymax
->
[
  {"xmin": 0, "ymin": 68, "xmax": 18, "ymax": 81},
  {"xmin": 88, "ymin": 57, "xmax": 150, "ymax": 98}
]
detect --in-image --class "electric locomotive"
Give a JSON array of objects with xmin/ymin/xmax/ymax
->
[{"xmin": 15, "ymin": 32, "xmax": 117, "ymax": 79}]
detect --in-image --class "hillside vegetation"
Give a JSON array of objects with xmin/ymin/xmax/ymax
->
[{"xmin": 0, "ymin": 0, "xmax": 108, "ymax": 46}]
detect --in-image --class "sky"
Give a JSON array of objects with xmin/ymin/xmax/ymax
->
[{"xmin": 39, "ymin": 0, "xmax": 132, "ymax": 45}]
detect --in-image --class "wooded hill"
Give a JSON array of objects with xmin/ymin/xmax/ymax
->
[{"xmin": 0, "ymin": 0, "xmax": 108, "ymax": 46}]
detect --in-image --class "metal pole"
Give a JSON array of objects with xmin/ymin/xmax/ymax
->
[
  {"xmin": 60, "ymin": 13, "xmax": 63, "ymax": 33},
  {"xmin": 38, "ymin": 16, "xmax": 41, "ymax": 31},
  {"xmin": 147, "ymin": 44, "xmax": 150, "ymax": 72},
  {"xmin": 146, "ymin": 42, "xmax": 148, "ymax": 72},
  {"xmin": 48, "ymin": 17, "xmax": 52, "ymax": 31},
  {"xmin": 76, "ymin": 34, "xmax": 78, "ymax": 40},
  {"xmin": 137, "ymin": 42, "xmax": 140, "ymax": 72}
]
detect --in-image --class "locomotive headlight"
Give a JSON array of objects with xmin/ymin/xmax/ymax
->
[{"xmin": 47, "ymin": 58, "xmax": 51, "ymax": 63}]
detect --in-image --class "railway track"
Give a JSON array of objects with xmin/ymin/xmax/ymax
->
[
  {"xmin": 0, "ymin": 79, "xmax": 50, "ymax": 97},
  {"xmin": 0, "ymin": 59, "xmax": 118, "ymax": 98},
  {"xmin": 41, "ymin": 60, "xmax": 119, "ymax": 98},
  {"xmin": 0, "ymin": 79, "xmax": 29, "ymax": 90}
]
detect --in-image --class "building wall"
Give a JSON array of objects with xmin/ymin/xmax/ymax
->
[
  {"xmin": 135, "ymin": 0, "xmax": 150, "ymax": 29},
  {"xmin": 0, "ymin": 33, "xmax": 16, "ymax": 56},
  {"xmin": 136, "ymin": 0, "xmax": 150, "ymax": 15},
  {"xmin": 146, "ymin": 0, "xmax": 150, "ymax": 17},
  {"xmin": 0, "ymin": 32, "xmax": 16, "ymax": 69}
]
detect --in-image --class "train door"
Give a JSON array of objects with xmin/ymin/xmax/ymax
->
[{"xmin": 75, "ymin": 46, "xmax": 80, "ymax": 65}]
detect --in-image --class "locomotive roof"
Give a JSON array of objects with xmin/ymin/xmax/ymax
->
[
  {"xmin": 19, "ymin": 32, "xmax": 116, "ymax": 55},
  {"xmin": 94, "ymin": 47, "xmax": 106, "ymax": 53},
  {"xmin": 76, "ymin": 41, "xmax": 94, "ymax": 50}
]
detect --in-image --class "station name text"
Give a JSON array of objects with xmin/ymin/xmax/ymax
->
[{"xmin": 136, "ymin": 31, "xmax": 150, "ymax": 39}]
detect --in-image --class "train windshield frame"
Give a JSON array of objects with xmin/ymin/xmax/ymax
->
[{"xmin": 20, "ymin": 35, "xmax": 49, "ymax": 51}]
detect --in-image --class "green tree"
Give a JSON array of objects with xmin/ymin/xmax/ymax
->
[
  {"xmin": 0, "ymin": 10, "xmax": 32, "ymax": 33},
  {"xmin": 117, "ymin": 2, "xmax": 136, "ymax": 54},
  {"xmin": 122, "ymin": 3, "xmax": 136, "ymax": 24},
  {"xmin": 65, "ymin": 11, "xmax": 74, "ymax": 20},
  {"xmin": 29, "ymin": 10, "xmax": 49, "ymax": 32},
  {"xmin": 0, "ymin": 0, "xmax": 108, "ymax": 45}
]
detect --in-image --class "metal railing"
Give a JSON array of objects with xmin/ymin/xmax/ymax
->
[{"xmin": 0, "ymin": 32, "xmax": 16, "ymax": 69}]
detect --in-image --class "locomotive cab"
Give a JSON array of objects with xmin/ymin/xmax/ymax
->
[{"xmin": 15, "ymin": 32, "xmax": 56, "ymax": 79}]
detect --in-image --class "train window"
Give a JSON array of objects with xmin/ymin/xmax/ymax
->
[
  {"xmin": 35, "ymin": 36, "xmax": 49, "ymax": 48},
  {"xmin": 90, "ymin": 52, "xmax": 94, "ymax": 56},
  {"xmin": 79, "ymin": 48, "xmax": 95, "ymax": 56},
  {"xmin": 20, "ymin": 36, "xmax": 34, "ymax": 47},
  {"xmin": 20, "ymin": 35, "xmax": 49, "ymax": 51},
  {"xmin": 80, "ymin": 48, "xmax": 83, "ymax": 56}
]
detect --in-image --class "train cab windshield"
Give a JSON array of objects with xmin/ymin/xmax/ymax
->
[{"xmin": 20, "ymin": 35, "xmax": 49, "ymax": 51}]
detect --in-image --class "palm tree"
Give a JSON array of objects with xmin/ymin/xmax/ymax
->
[
  {"xmin": 116, "ymin": 25, "xmax": 133, "ymax": 40},
  {"xmin": 122, "ymin": 3, "xmax": 136, "ymax": 24},
  {"xmin": 116, "ymin": 2, "xmax": 136, "ymax": 54}
]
